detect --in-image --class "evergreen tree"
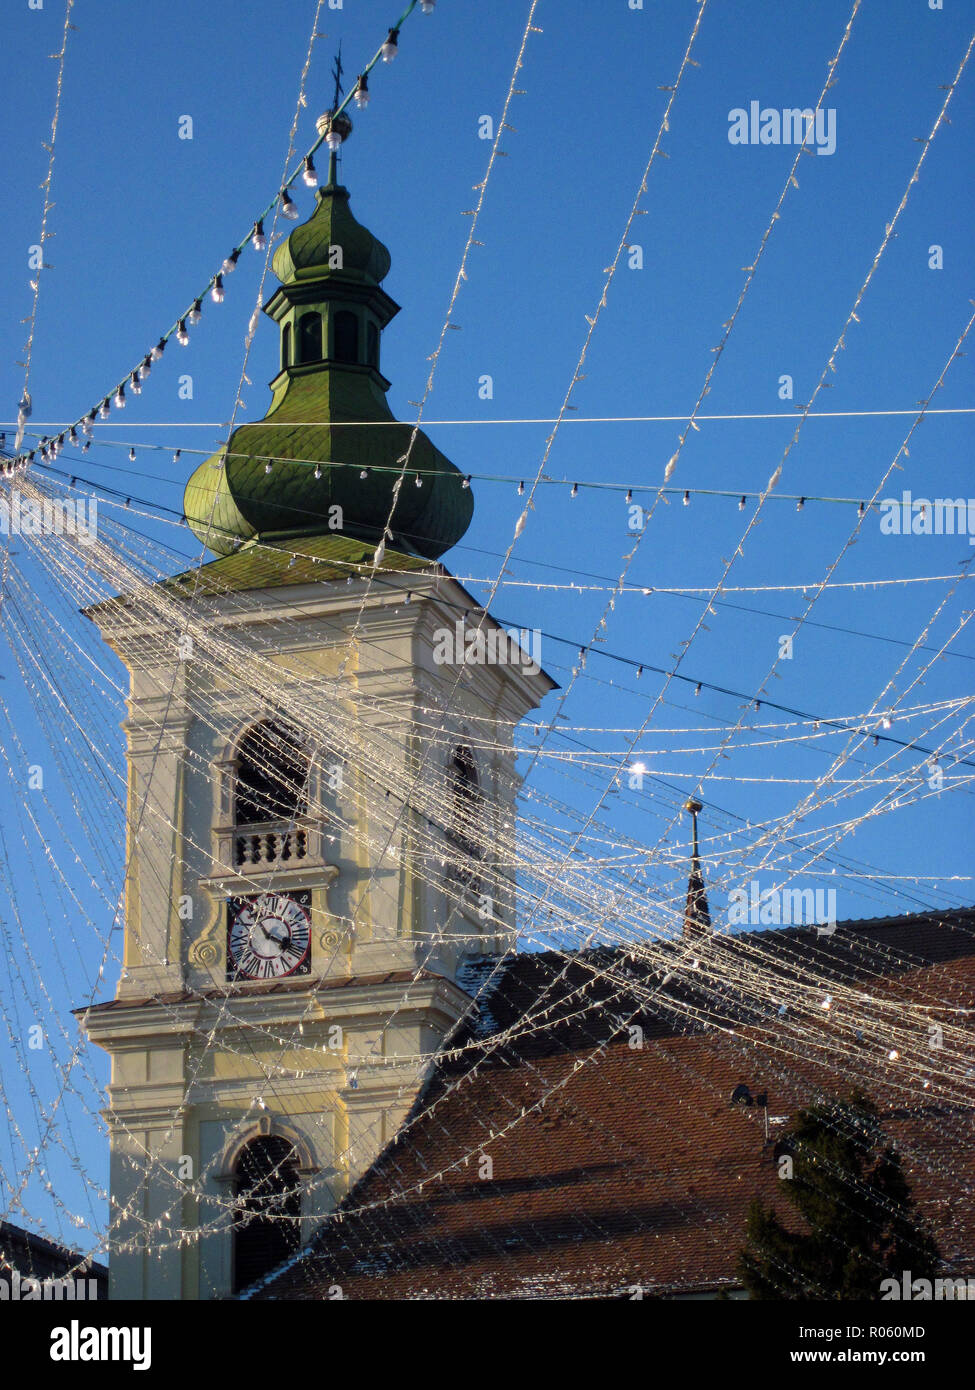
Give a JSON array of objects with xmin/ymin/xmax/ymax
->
[{"xmin": 737, "ymin": 1090, "xmax": 940, "ymax": 1299}]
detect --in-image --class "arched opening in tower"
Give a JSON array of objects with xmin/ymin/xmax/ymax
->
[{"xmin": 231, "ymin": 1135, "xmax": 301, "ymax": 1294}]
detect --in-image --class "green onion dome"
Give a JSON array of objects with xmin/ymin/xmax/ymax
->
[{"xmin": 184, "ymin": 182, "xmax": 472, "ymax": 560}]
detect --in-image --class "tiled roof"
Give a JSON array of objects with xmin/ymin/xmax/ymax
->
[
  {"xmin": 254, "ymin": 907, "xmax": 975, "ymax": 1300},
  {"xmin": 0, "ymin": 1220, "xmax": 108, "ymax": 1290}
]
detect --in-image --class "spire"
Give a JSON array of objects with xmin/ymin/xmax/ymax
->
[
  {"xmin": 683, "ymin": 798, "xmax": 711, "ymax": 941},
  {"xmin": 182, "ymin": 160, "xmax": 473, "ymax": 561}
]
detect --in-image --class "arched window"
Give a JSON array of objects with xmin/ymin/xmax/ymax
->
[
  {"xmin": 366, "ymin": 321, "xmax": 379, "ymax": 369},
  {"xmin": 448, "ymin": 746, "xmax": 481, "ymax": 862},
  {"xmin": 235, "ymin": 722, "xmax": 307, "ymax": 826},
  {"xmin": 333, "ymin": 310, "xmax": 359, "ymax": 364},
  {"xmin": 297, "ymin": 311, "xmax": 322, "ymax": 365},
  {"xmin": 232, "ymin": 1136, "xmax": 301, "ymax": 1294},
  {"xmin": 281, "ymin": 322, "xmax": 292, "ymax": 370}
]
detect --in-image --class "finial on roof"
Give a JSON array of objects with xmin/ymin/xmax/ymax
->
[
  {"xmin": 320, "ymin": 44, "xmax": 349, "ymax": 184},
  {"xmin": 316, "ymin": 47, "xmax": 353, "ymax": 185},
  {"xmin": 683, "ymin": 798, "xmax": 711, "ymax": 941},
  {"xmin": 331, "ymin": 43, "xmax": 345, "ymax": 108}
]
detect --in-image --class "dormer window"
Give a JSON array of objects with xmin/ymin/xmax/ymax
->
[
  {"xmin": 333, "ymin": 309, "xmax": 359, "ymax": 364},
  {"xmin": 297, "ymin": 311, "xmax": 323, "ymax": 365}
]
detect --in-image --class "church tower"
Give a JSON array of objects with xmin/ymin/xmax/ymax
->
[{"xmin": 78, "ymin": 163, "xmax": 554, "ymax": 1299}]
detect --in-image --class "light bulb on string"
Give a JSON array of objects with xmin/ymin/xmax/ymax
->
[
  {"xmin": 420, "ymin": 0, "xmax": 435, "ymax": 12},
  {"xmin": 264, "ymin": 460, "xmax": 273, "ymax": 474},
  {"xmin": 414, "ymin": 474, "xmax": 423, "ymax": 488},
  {"xmin": 211, "ymin": 275, "xmax": 225, "ymax": 304},
  {"xmin": 188, "ymin": 299, "xmax": 202, "ymax": 325},
  {"xmin": 360, "ymin": 468, "xmax": 369, "ymax": 479},
  {"xmin": 177, "ymin": 319, "xmax": 189, "ymax": 345},
  {"xmin": 354, "ymin": 74, "xmax": 369, "ymax": 108},
  {"xmin": 518, "ymin": 481, "xmax": 525, "ymax": 496},
  {"xmin": 314, "ymin": 466, "xmax": 322, "ymax": 480},
  {"xmin": 738, "ymin": 495, "xmax": 746, "ymax": 510},
  {"xmin": 172, "ymin": 450, "xmax": 181, "ymax": 464},
  {"xmin": 114, "ymin": 385, "xmax": 126, "ymax": 409},
  {"xmin": 302, "ymin": 156, "xmax": 318, "ymax": 187},
  {"xmin": 82, "ymin": 415, "xmax": 94, "ymax": 437},
  {"xmin": 796, "ymin": 496, "xmax": 805, "ymax": 511},
  {"xmin": 251, "ymin": 220, "xmax": 266, "ymax": 251},
  {"xmin": 381, "ymin": 28, "xmax": 399, "ymax": 61},
  {"xmin": 151, "ymin": 338, "xmax": 166, "ymax": 362},
  {"xmin": 462, "ymin": 475, "xmax": 471, "ymax": 488},
  {"xmin": 625, "ymin": 489, "xmax": 632, "ymax": 503},
  {"xmin": 570, "ymin": 483, "xmax": 578, "ymax": 498},
  {"xmin": 280, "ymin": 190, "xmax": 300, "ymax": 220},
  {"xmin": 882, "ymin": 715, "xmax": 893, "ymax": 730},
  {"xmin": 682, "ymin": 490, "xmax": 690, "ymax": 506},
  {"xmin": 140, "ymin": 355, "xmax": 151, "ymax": 380},
  {"xmin": 221, "ymin": 248, "xmax": 240, "ymax": 275},
  {"xmin": 130, "ymin": 371, "xmax": 142, "ymax": 395},
  {"xmin": 81, "ymin": 440, "xmax": 91, "ymax": 453},
  {"xmin": 128, "ymin": 447, "xmax": 136, "ymax": 462},
  {"xmin": 68, "ymin": 428, "xmax": 78, "ymax": 446}
]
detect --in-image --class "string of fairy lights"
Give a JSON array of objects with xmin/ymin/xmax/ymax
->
[
  {"xmin": 7, "ymin": 0, "xmax": 550, "ymax": 1262},
  {"xmin": 7, "ymin": 386, "xmax": 973, "ymax": 1256},
  {"xmin": 7, "ymin": 444, "xmax": 973, "ymax": 1262},
  {"xmin": 2, "ymin": 0, "xmax": 974, "ymax": 1290},
  {"xmin": 6, "ymin": 0, "xmax": 436, "ymax": 478},
  {"xmin": 12, "ymin": 0, "xmax": 76, "ymax": 458},
  {"xmin": 3, "ymin": 322, "xmax": 968, "ymax": 1262}
]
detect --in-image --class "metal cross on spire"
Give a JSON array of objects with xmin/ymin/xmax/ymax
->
[
  {"xmin": 319, "ymin": 42, "xmax": 353, "ymax": 183},
  {"xmin": 331, "ymin": 43, "xmax": 345, "ymax": 109}
]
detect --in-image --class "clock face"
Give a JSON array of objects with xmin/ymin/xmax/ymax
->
[{"xmin": 226, "ymin": 892, "xmax": 311, "ymax": 981}]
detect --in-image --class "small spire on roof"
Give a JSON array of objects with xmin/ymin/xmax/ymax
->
[{"xmin": 683, "ymin": 797, "xmax": 711, "ymax": 941}]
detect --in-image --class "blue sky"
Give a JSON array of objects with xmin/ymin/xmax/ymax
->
[{"xmin": 1, "ymin": 0, "xmax": 973, "ymax": 1249}]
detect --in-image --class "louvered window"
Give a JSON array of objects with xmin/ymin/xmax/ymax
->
[{"xmin": 232, "ymin": 1136, "xmax": 301, "ymax": 1294}]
